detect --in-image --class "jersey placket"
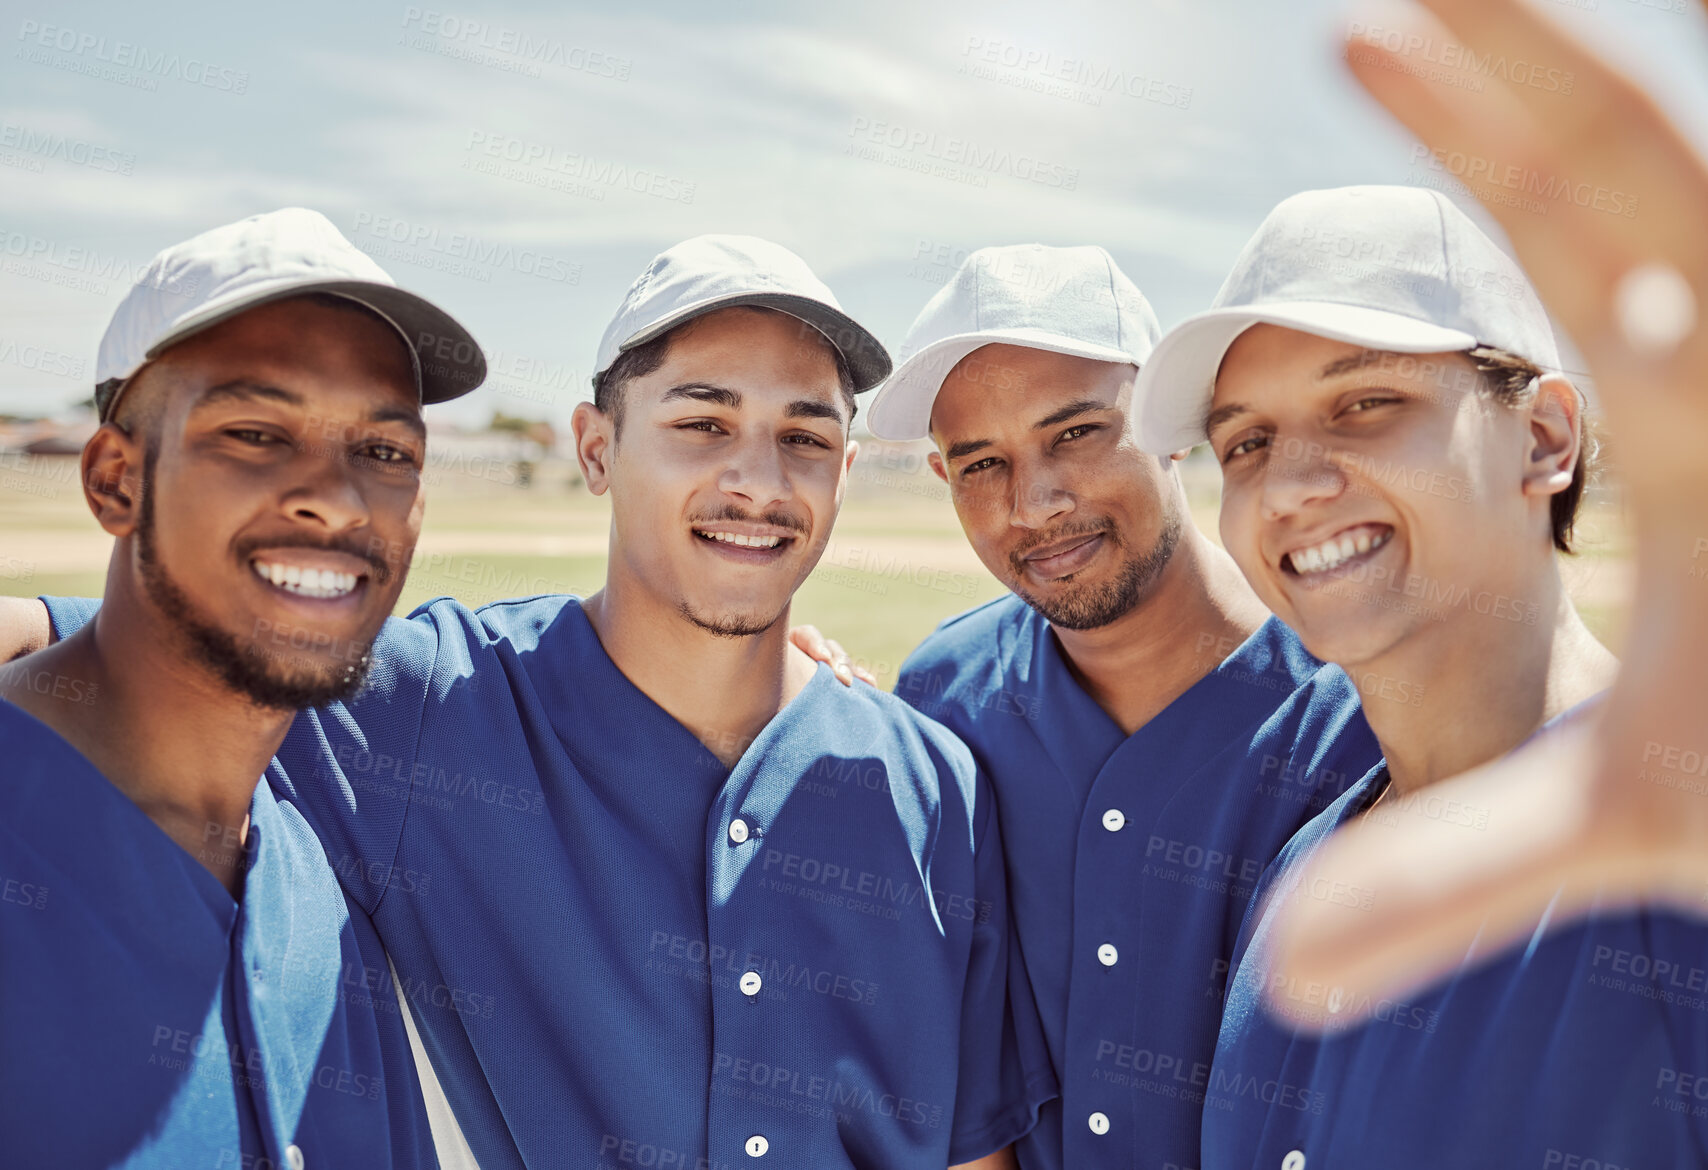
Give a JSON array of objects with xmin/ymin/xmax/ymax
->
[
  {"xmin": 1062, "ymin": 742, "xmax": 1160, "ymax": 1169},
  {"xmin": 703, "ymin": 737, "xmax": 801, "ymax": 1166}
]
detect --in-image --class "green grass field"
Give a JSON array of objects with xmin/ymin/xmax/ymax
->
[{"xmin": 0, "ymin": 447, "xmax": 1631, "ymax": 689}]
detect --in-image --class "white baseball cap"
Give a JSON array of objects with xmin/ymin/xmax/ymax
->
[
  {"xmin": 95, "ymin": 207, "xmax": 486, "ymax": 420},
  {"xmin": 1131, "ymin": 185, "xmax": 1560, "ymax": 454},
  {"xmin": 866, "ymin": 243, "xmax": 1161, "ymax": 441},
  {"xmin": 594, "ymin": 234, "xmax": 890, "ymax": 391}
]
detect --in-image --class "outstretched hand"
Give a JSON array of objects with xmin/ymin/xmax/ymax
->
[{"xmin": 1270, "ymin": 0, "xmax": 1708, "ymax": 1020}]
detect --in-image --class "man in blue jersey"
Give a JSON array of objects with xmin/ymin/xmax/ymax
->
[
  {"xmin": 1127, "ymin": 183, "xmax": 1706, "ymax": 1169},
  {"xmin": 864, "ymin": 244, "xmax": 1382, "ymax": 1170},
  {"xmin": 0, "ymin": 208, "xmax": 485, "ymax": 1167},
  {"xmin": 11, "ymin": 235, "xmax": 1042, "ymax": 1170}
]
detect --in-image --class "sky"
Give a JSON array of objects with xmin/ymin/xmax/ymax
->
[{"xmin": 2, "ymin": 0, "xmax": 1706, "ymax": 432}]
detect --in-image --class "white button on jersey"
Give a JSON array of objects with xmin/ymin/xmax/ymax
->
[
  {"xmin": 1088, "ymin": 1112, "xmax": 1110, "ymax": 1135},
  {"xmin": 739, "ymin": 970, "xmax": 763, "ymax": 996},
  {"xmin": 1101, "ymin": 808, "xmax": 1124, "ymax": 831},
  {"xmin": 285, "ymin": 1146, "xmax": 305, "ymax": 1170},
  {"xmin": 1282, "ymin": 1150, "xmax": 1306, "ymax": 1170},
  {"xmin": 729, "ymin": 818, "xmax": 750, "ymax": 845},
  {"xmin": 1097, "ymin": 943, "xmax": 1118, "ymax": 967},
  {"xmin": 746, "ymin": 1134, "xmax": 769, "ymax": 1157}
]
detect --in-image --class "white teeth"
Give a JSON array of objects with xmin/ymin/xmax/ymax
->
[
  {"xmin": 251, "ymin": 561, "xmax": 359, "ymax": 598},
  {"xmin": 698, "ymin": 530, "xmax": 783, "ymax": 549},
  {"xmin": 1287, "ymin": 527, "xmax": 1391, "ymax": 575}
]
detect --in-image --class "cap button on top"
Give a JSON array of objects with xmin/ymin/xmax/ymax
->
[
  {"xmin": 728, "ymin": 818, "xmax": 750, "ymax": 845},
  {"xmin": 1101, "ymin": 808, "xmax": 1124, "ymax": 831}
]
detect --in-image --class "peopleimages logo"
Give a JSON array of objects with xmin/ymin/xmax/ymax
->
[
  {"xmin": 846, "ymin": 117, "xmax": 1080, "ymax": 191},
  {"xmin": 1410, "ymin": 144, "xmax": 1639, "ymax": 219},
  {"xmin": 0, "ymin": 121, "xmax": 135, "ymax": 174},
  {"xmin": 399, "ymin": 8, "xmax": 632, "ymax": 80},
  {"xmin": 15, "ymin": 20, "xmax": 250, "ymax": 93},
  {"xmin": 1345, "ymin": 21, "xmax": 1575, "ymax": 94},
  {"xmin": 349, "ymin": 212, "xmax": 582, "ymax": 285}
]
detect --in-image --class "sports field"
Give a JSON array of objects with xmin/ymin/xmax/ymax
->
[{"xmin": 0, "ymin": 444, "xmax": 1632, "ymax": 690}]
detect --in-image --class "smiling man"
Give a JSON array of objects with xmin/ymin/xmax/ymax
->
[
  {"xmin": 1126, "ymin": 183, "xmax": 1703, "ymax": 1170},
  {"xmin": 868, "ymin": 244, "xmax": 1381, "ymax": 1170},
  {"xmin": 0, "ymin": 208, "xmax": 485, "ymax": 1167},
  {"xmin": 23, "ymin": 235, "xmax": 1041, "ymax": 1170}
]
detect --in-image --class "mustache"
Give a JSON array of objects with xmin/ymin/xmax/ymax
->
[
  {"xmin": 234, "ymin": 533, "xmax": 397, "ymax": 585},
  {"xmin": 688, "ymin": 505, "xmax": 810, "ymax": 537},
  {"xmin": 1008, "ymin": 520, "xmax": 1113, "ymax": 571}
]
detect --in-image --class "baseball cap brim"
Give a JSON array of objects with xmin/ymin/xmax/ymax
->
[
  {"xmin": 866, "ymin": 329, "xmax": 1137, "ymax": 441},
  {"xmin": 617, "ymin": 291, "xmax": 891, "ymax": 392},
  {"xmin": 98, "ymin": 277, "xmax": 486, "ymax": 419},
  {"xmin": 1132, "ymin": 301, "xmax": 1477, "ymax": 454}
]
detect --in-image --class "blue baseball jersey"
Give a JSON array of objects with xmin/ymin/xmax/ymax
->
[
  {"xmin": 44, "ymin": 593, "xmax": 1042, "ymax": 1169},
  {"xmin": 0, "ymin": 695, "xmax": 436, "ymax": 1170},
  {"xmin": 1205, "ymin": 738, "xmax": 1708, "ymax": 1169},
  {"xmin": 897, "ymin": 597, "xmax": 1380, "ymax": 1170}
]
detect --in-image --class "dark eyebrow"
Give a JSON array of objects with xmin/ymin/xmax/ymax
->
[
  {"xmin": 660, "ymin": 383, "xmax": 741, "ymax": 409},
  {"xmin": 1033, "ymin": 398, "xmax": 1113, "ymax": 431},
  {"xmin": 1319, "ymin": 352, "xmax": 1380, "ymax": 380},
  {"xmin": 192, "ymin": 378, "xmax": 425, "ymax": 437},
  {"xmin": 192, "ymin": 379, "xmax": 304, "ymax": 411},
  {"xmin": 662, "ymin": 382, "xmax": 844, "ymax": 426},
  {"xmin": 945, "ymin": 437, "xmax": 991, "ymax": 462},
  {"xmin": 366, "ymin": 405, "xmax": 427, "ymax": 438},
  {"xmin": 1204, "ymin": 401, "xmax": 1252, "ymax": 436},
  {"xmin": 786, "ymin": 398, "xmax": 845, "ymax": 424}
]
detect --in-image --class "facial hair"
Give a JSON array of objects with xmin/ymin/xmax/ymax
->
[
  {"xmin": 135, "ymin": 446, "xmax": 378, "ymax": 710},
  {"xmin": 1010, "ymin": 511, "xmax": 1183, "ymax": 631}
]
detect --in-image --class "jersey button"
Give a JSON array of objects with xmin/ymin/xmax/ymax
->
[
  {"xmin": 1097, "ymin": 943, "xmax": 1118, "ymax": 967},
  {"xmin": 1087, "ymin": 1112, "xmax": 1110, "ymax": 1135},
  {"xmin": 1282, "ymin": 1151, "xmax": 1305, "ymax": 1170},
  {"xmin": 739, "ymin": 970, "xmax": 763, "ymax": 996},
  {"xmin": 285, "ymin": 1145, "xmax": 305, "ymax": 1170},
  {"xmin": 745, "ymin": 1134, "xmax": 769, "ymax": 1157},
  {"xmin": 1101, "ymin": 808, "xmax": 1124, "ymax": 831},
  {"xmin": 729, "ymin": 818, "xmax": 751, "ymax": 845}
]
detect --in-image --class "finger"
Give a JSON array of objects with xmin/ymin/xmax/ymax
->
[
  {"xmin": 1412, "ymin": 0, "xmax": 1644, "ymax": 117},
  {"xmin": 1346, "ymin": 3, "xmax": 1708, "ymax": 292},
  {"xmin": 852, "ymin": 664, "xmax": 879, "ymax": 687},
  {"xmin": 788, "ymin": 624, "xmax": 832, "ymax": 663},
  {"xmin": 1343, "ymin": 19, "xmax": 1633, "ymax": 328},
  {"xmin": 824, "ymin": 639, "xmax": 855, "ymax": 686},
  {"xmin": 1348, "ymin": 4, "xmax": 1708, "ymax": 513}
]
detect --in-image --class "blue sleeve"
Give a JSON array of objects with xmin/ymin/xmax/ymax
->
[
  {"xmin": 38, "ymin": 596, "xmax": 101, "ymax": 640},
  {"xmin": 948, "ymin": 770, "xmax": 1058, "ymax": 1162}
]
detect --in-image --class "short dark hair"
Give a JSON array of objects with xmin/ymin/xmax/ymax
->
[
  {"xmin": 1466, "ymin": 345, "xmax": 1593, "ymax": 554},
  {"xmin": 591, "ymin": 307, "xmax": 857, "ymax": 435}
]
